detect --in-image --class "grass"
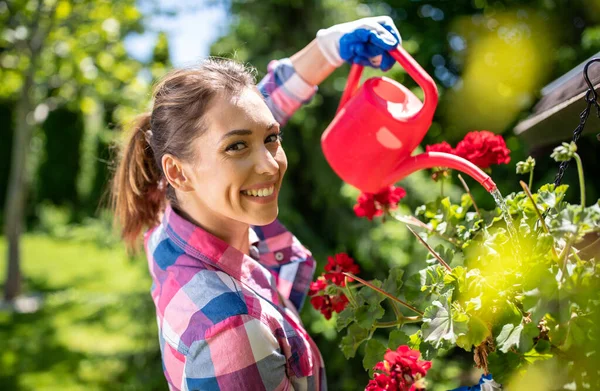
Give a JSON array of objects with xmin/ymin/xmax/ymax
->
[{"xmin": 0, "ymin": 235, "xmax": 166, "ymax": 391}]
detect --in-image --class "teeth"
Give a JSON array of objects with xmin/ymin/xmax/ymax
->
[{"xmin": 243, "ymin": 186, "xmax": 274, "ymax": 197}]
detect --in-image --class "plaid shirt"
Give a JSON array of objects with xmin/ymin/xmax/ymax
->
[{"xmin": 145, "ymin": 59, "xmax": 325, "ymax": 391}]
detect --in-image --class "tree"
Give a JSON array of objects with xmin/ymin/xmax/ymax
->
[{"xmin": 1, "ymin": 0, "xmax": 146, "ymax": 301}]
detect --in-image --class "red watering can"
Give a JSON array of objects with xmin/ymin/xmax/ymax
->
[{"xmin": 321, "ymin": 46, "xmax": 496, "ymax": 194}]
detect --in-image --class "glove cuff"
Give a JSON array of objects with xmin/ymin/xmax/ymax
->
[{"xmin": 316, "ymin": 29, "xmax": 344, "ymax": 67}]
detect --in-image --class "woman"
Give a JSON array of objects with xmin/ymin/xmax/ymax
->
[{"xmin": 111, "ymin": 16, "xmax": 401, "ymax": 391}]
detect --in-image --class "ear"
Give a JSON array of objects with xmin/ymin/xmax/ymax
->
[{"xmin": 162, "ymin": 154, "xmax": 194, "ymax": 192}]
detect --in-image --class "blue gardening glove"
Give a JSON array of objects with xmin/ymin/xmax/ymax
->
[
  {"xmin": 316, "ymin": 16, "xmax": 401, "ymax": 71},
  {"xmin": 449, "ymin": 374, "xmax": 502, "ymax": 391}
]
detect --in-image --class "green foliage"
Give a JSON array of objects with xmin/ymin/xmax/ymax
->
[
  {"xmin": 0, "ymin": 235, "xmax": 165, "ymax": 390},
  {"xmin": 37, "ymin": 108, "xmax": 84, "ymax": 205},
  {"xmin": 331, "ymin": 162, "xmax": 599, "ymax": 387}
]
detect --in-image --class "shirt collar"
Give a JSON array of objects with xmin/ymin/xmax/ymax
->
[{"xmin": 161, "ymin": 204, "xmax": 279, "ymax": 303}]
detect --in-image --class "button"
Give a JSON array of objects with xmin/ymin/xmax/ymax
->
[{"xmin": 275, "ymin": 251, "xmax": 284, "ymax": 261}]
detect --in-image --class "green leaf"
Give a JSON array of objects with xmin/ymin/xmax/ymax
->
[
  {"xmin": 523, "ymin": 348, "xmax": 553, "ymax": 364},
  {"xmin": 388, "ymin": 329, "xmax": 410, "ymax": 350},
  {"xmin": 354, "ymin": 281, "xmax": 386, "ymax": 329},
  {"xmin": 443, "ymin": 265, "xmax": 467, "ymax": 295},
  {"xmin": 355, "ymin": 303, "xmax": 385, "ymax": 329},
  {"xmin": 519, "ymin": 322, "xmax": 540, "ymax": 353},
  {"xmin": 537, "ymin": 184, "xmax": 568, "ymax": 209},
  {"xmin": 340, "ymin": 324, "xmax": 369, "ymax": 359},
  {"xmin": 357, "ymin": 280, "xmax": 385, "ymax": 307},
  {"xmin": 496, "ymin": 323, "xmax": 524, "ymax": 353},
  {"xmin": 382, "ymin": 267, "xmax": 404, "ymax": 298},
  {"xmin": 408, "ymin": 331, "xmax": 422, "ymax": 351},
  {"xmin": 422, "ymin": 294, "xmax": 468, "ymax": 348},
  {"xmin": 563, "ymin": 314, "xmax": 592, "ymax": 350},
  {"xmin": 456, "ymin": 315, "xmax": 491, "ymax": 351},
  {"xmin": 363, "ymin": 339, "xmax": 387, "ymax": 374},
  {"xmin": 336, "ymin": 306, "xmax": 355, "ymax": 331}
]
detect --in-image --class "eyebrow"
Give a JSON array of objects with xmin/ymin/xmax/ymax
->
[{"xmin": 219, "ymin": 122, "xmax": 279, "ymax": 141}]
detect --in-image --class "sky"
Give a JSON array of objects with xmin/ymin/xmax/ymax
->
[{"xmin": 124, "ymin": 0, "xmax": 229, "ymax": 67}]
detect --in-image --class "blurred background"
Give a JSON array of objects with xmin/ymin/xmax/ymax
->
[{"xmin": 1, "ymin": 0, "xmax": 599, "ymax": 390}]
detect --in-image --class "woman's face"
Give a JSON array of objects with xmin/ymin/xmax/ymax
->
[{"xmin": 179, "ymin": 87, "xmax": 287, "ymax": 228}]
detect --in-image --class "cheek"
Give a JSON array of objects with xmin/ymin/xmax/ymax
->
[{"xmin": 276, "ymin": 148, "xmax": 288, "ymax": 175}]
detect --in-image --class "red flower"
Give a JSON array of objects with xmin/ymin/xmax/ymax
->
[
  {"xmin": 324, "ymin": 253, "xmax": 360, "ymax": 286},
  {"xmin": 365, "ymin": 345, "xmax": 431, "ymax": 391},
  {"xmin": 454, "ymin": 130, "xmax": 510, "ymax": 169},
  {"xmin": 354, "ymin": 186, "xmax": 407, "ymax": 220},
  {"xmin": 308, "ymin": 277, "xmax": 349, "ymax": 320},
  {"xmin": 425, "ymin": 141, "xmax": 454, "ymax": 154}
]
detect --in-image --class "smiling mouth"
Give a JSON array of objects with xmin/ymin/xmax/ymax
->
[{"xmin": 241, "ymin": 185, "xmax": 275, "ymax": 197}]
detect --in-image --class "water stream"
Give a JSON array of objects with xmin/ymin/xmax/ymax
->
[{"xmin": 490, "ymin": 187, "xmax": 519, "ymax": 241}]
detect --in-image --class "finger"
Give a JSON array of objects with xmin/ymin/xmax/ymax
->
[
  {"xmin": 353, "ymin": 41, "xmax": 385, "ymax": 58},
  {"xmin": 366, "ymin": 16, "xmax": 401, "ymax": 44},
  {"xmin": 354, "ymin": 55, "xmax": 373, "ymax": 67},
  {"xmin": 369, "ymin": 54, "xmax": 383, "ymax": 67},
  {"xmin": 380, "ymin": 52, "xmax": 395, "ymax": 71},
  {"xmin": 365, "ymin": 27, "xmax": 398, "ymax": 50},
  {"xmin": 381, "ymin": 23, "xmax": 402, "ymax": 46}
]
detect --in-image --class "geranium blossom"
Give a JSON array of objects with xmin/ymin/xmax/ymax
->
[
  {"xmin": 365, "ymin": 345, "xmax": 431, "ymax": 391},
  {"xmin": 454, "ymin": 130, "xmax": 510, "ymax": 169},
  {"xmin": 308, "ymin": 277, "xmax": 349, "ymax": 320},
  {"xmin": 425, "ymin": 141, "xmax": 454, "ymax": 154},
  {"xmin": 354, "ymin": 186, "xmax": 407, "ymax": 220},
  {"xmin": 324, "ymin": 253, "xmax": 360, "ymax": 286}
]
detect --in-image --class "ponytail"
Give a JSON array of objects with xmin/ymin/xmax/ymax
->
[{"xmin": 110, "ymin": 113, "xmax": 166, "ymax": 252}]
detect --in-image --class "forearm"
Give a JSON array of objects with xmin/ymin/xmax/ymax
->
[{"xmin": 290, "ymin": 39, "xmax": 336, "ymax": 87}]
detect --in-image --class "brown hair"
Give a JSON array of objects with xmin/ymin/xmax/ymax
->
[{"xmin": 110, "ymin": 58, "xmax": 256, "ymax": 251}]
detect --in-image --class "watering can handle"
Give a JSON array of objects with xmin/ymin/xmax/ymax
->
[{"xmin": 336, "ymin": 46, "xmax": 439, "ymax": 120}]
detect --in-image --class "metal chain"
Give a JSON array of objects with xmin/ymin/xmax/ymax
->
[{"xmin": 554, "ymin": 58, "xmax": 600, "ymax": 187}]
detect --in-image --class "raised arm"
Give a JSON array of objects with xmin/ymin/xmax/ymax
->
[{"xmin": 257, "ymin": 16, "xmax": 402, "ymax": 125}]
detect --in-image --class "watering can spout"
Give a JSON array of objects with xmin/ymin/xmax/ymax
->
[{"xmin": 385, "ymin": 152, "xmax": 497, "ymax": 193}]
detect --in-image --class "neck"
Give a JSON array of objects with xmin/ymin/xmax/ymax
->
[{"xmin": 173, "ymin": 200, "xmax": 250, "ymax": 255}]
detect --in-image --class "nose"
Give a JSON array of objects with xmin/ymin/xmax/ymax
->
[{"xmin": 254, "ymin": 145, "xmax": 279, "ymax": 176}]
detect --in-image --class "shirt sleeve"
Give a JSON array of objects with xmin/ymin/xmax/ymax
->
[
  {"xmin": 165, "ymin": 315, "xmax": 293, "ymax": 391},
  {"xmin": 256, "ymin": 58, "xmax": 318, "ymax": 126}
]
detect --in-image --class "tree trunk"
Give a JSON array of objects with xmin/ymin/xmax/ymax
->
[
  {"xmin": 2, "ymin": 57, "xmax": 37, "ymax": 302},
  {"xmin": 2, "ymin": 1, "xmax": 55, "ymax": 302}
]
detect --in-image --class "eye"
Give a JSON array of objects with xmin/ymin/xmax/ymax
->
[
  {"xmin": 225, "ymin": 141, "xmax": 247, "ymax": 152},
  {"xmin": 265, "ymin": 131, "xmax": 283, "ymax": 144}
]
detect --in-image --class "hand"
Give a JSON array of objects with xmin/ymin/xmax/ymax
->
[{"xmin": 316, "ymin": 16, "xmax": 401, "ymax": 71}]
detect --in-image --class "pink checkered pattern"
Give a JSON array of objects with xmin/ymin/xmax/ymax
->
[
  {"xmin": 256, "ymin": 58, "xmax": 318, "ymax": 126},
  {"xmin": 145, "ymin": 203, "xmax": 326, "ymax": 391}
]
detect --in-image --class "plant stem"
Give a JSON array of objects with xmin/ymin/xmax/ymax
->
[
  {"xmin": 391, "ymin": 301, "xmax": 402, "ymax": 324},
  {"xmin": 520, "ymin": 180, "xmax": 559, "ymax": 260},
  {"xmin": 458, "ymin": 174, "xmax": 482, "ymax": 220},
  {"xmin": 528, "ymin": 169, "xmax": 534, "ymax": 191},
  {"xmin": 344, "ymin": 276, "xmax": 358, "ymax": 307},
  {"xmin": 440, "ymin": 177, "xmax": 445, "ymax": 197},
  {"xmin": 343, "ymin": 272, "xmax": 424, "ymax": 316},
  {"xmin": 519, "ymin": 181, "xmax": 550, "ymax": 235},
  {"xmin": 574, "ymin": 153, "xmax": 586, "ymax": 208},
  {"xmin": 392, "ymin": 214, "xmax": 461, "ymax": 246},
  {"xmin": 374, "ymin": 316, "xmax": 422, "ymax": 328},
  {"xmin": 406, "ymin": 226, "xmax": 452, "ymax": 272}
]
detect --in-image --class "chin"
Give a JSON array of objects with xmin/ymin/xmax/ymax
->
[{"xmin": 248, "ymin": 207, "xmax": 279, "ymax": 227}]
